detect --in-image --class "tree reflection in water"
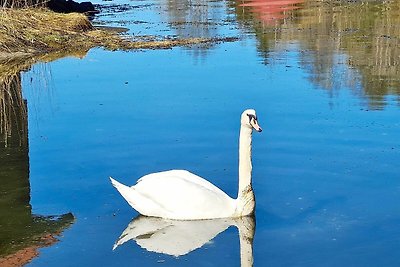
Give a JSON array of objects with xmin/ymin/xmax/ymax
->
[
  {"xmin": 230, "ymin": 0, "xmax": 400, "ymax": 109},
  {"xmin": 161, "ymin": 0, "xmax": 227, "ymax": 61},
  {"xmin": 0, "ymin": 61, "xmax": 74, "ymax": 264}
]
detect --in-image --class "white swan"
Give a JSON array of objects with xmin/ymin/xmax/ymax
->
[{"xmin": 110, "ymin": 109, "xmax": 262, "ymax": 220}]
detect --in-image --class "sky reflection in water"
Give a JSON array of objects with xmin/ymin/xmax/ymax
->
[{"xmin": 0, "ymin": 0, "xmax": 398, "ymax": 266}]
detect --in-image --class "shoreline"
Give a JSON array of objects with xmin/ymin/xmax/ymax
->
[{"xmin": 0, "ymin": 8, "xmax": 237, "ymax": 63}]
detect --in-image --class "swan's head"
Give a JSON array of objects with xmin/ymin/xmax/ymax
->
[{"xmin": 241, "ymin": 109, "xmax": 262, "ymax": 132}]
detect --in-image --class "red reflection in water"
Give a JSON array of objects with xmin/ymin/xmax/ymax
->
[{"xmin": 238, "ymin": 0, "xmax": 304, "ymax": 24}]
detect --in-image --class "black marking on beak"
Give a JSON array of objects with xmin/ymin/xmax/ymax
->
[
  {"xmin": 247, "ymin": 114, "xmax": 257, "ymax": 123},
  {"xmin": 247, "ymin": 114, "xmax": 262, "ymax": 132}
]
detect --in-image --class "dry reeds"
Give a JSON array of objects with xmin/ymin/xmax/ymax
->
[
  {"xmin": 1, "ymin": 0, "xmax": 45, "ymax": 8},
  {"xmin": 0, "ymin": 8, "xmax": 93, "ymax": 53}
]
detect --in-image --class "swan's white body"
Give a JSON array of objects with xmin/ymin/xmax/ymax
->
[
  {"xmin": 110, "ymin": 109, "xmax": 262, "ymax": 220},
  {"xmin": 110, "ymin": 170, "xmax": 236, "ymax": 220}
]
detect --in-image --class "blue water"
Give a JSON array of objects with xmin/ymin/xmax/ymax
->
[{"xmin": 17, "ymin": 0, "xmax": 400, "ymax": 266}]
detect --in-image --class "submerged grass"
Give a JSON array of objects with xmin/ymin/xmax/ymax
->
[{"xmin": 0, "ymin": 8, "xmax": 237, "ymax": 58}]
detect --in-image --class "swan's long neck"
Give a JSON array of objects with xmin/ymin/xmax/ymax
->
[
  {"xmin": 238, "ymin": 125, "xmax": 252, "ymax": 194},
  {"xmin": 236, "ymin": 125, "xmax": 255, "ymax": 216}
]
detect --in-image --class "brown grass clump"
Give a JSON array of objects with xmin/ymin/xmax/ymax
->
[
  {"xmin": 85, "ymin": 30, "xmax": 238, "ymax": 51},
  {"xmin": 0, "ymin": 8, "xmax": 93, "ymax": 53}
]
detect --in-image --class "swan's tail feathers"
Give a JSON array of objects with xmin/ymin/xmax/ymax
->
[
  {"xmin": 110, "ymin": 177, "xmax": 126, "ymax": 190},
  {"xmin": 109, "ymin": 177, "xmax": 163, "ymax": 217},
  {"xmin": 109, "ymin": 177, "xmax": 138, "ymax": 208}
]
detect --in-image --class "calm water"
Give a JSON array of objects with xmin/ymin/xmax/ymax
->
[{"xmin": 1, "ymin": 0, "xmax": 400, "ymax": 266}]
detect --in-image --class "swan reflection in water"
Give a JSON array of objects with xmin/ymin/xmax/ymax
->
[{"xmin": 113, "ymin": 215, "xmax": 255, "ymax": 266}]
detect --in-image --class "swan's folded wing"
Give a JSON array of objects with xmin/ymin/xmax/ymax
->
[
  {"xmin": 133, "ymin": 170, "xmax": 236, "ymax": 220},
  {"xmin": 137, "ymin": 170, "xmax": 226, "ymax": 194}
]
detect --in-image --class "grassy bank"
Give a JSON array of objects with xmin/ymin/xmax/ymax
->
[
  {"xmin": 0, "ymin": 8, "xmax": 236, "ymax": 59},
  {"xmin": 0, "ymin": 8, "xmax": 93, "ymax": 53}
]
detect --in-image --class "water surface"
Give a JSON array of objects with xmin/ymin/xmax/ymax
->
[{"xmin": 1, "ymin": 0, "xmax": 400, "ymax": 266}]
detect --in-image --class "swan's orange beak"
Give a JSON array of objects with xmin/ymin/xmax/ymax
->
[{"xmin": 251, "ymin": 119, "xmax": 262, "ymax": 132}]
